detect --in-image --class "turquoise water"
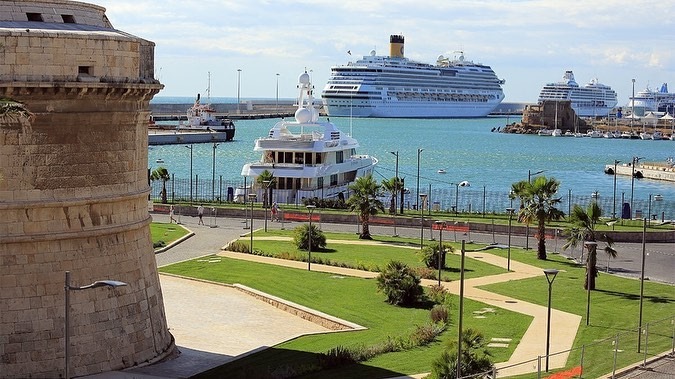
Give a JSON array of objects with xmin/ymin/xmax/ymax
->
[{"xmin": 148, "ymin": 116, "xmax": 675, "ymax": 217}]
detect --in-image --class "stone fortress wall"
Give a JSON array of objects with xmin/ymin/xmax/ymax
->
[{"xmin": 0, "ymin": 1, "xmax": 174, "ymax": 377}]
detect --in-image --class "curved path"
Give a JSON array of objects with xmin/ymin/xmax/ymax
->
[{"xmin": 225, "ymin": 236, "xmax": 583, "ymax": 376}]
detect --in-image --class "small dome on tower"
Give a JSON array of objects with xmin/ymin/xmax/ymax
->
[{"xmin": 298, "ymin": 72, "xmax": 310, "ymax": 85}]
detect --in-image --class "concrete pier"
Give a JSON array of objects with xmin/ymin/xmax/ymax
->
[{"xmin": 605, "ymin": 161, "xmax": 675, "ymax": 182}]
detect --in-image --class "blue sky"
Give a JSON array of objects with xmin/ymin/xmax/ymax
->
[{"xmin": 94, "ymin": 0, "xmax": 675, "ymax": 104}]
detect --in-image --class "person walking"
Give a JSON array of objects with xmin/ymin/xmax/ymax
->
[
  {"xmin": 197, "ymin": 204, "xmax": 204, "ymax": 225},
  {"xmin": 271, "ymin": 202, "xmax": 279, "ymax": 222},
  {"xmin": 169, "ymin": 205, "xmax": 176, "ymax": 224}
]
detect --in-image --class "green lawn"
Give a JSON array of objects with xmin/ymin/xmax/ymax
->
[
  {"xmin": 248, "ymin": 230, "xmax": 507, "ymax": 281},
  {"xmin": 160, "ymin": 229, "xmax": 674, "ymax": 379},
  {"xmin": 150, "ymin": 222, "xmax": 189, "ymax": 247},
  {"xmin": 160, "ymin": 257, "xmax": 532, "ymax": 379}
]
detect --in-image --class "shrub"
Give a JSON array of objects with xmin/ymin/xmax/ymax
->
[
  {"xmin": 428, "ymin": 284, "xmax": 451, "ymax": 305},
  {"xmin": 376, "ymin": 261, "xmax": 424, "ymax": 306},
  {"xmin": 227, "ymin": 240, "xmax": 250, "ymax": 253},
  {"xmin": 410, "ymin": 323, "xmax": 447, "ymax": 346},
  {"xmin": 429, "ymin": 328, "xmax": 494, "ymax": 379},
  {"xmin": 419, "ymin": 242, "xmax": 453, "ymax": 269},
  {"xmin": 293, "ymin": 224, "xmax": 326, "ymax": 252},
  {"xmin": 153, "ymin": 240, "xmax": 166, "ymax": 249},
  {"xmin": 318, "ymin": 346, "xmax": 357, "ymax": 368},
  {"xmin": 430, "ymin": 304, "xmax": 449, "ymax": 324},
  {"xmin": 414, "ymin": 267, "xmax": 437, "ymax": 280}
]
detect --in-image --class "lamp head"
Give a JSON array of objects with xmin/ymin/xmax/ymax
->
[{"xmin": 543, "ymin": 269, "xmax": 559, "ymax": 284}]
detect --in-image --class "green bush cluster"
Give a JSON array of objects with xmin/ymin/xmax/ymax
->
[
  {"xmin": 302, "ymin": 196, "xmax": 347, "ymax": 209},
  {"xmin": 418, "ymin": 242, "xmax": 453, "ymax": 269},
  {"xmin": 153, "ymin": 240, "xmax": 166, "ymax": 249},
  {"xmin": 293, "ymin": 224, "xmax": 327, "ymax": 252},
  {"xmin": 376, "ymin": 261, "xmax": 424, "ymax": 306},
  {"xmin": 227, "ymin": 241, "xmax": 250, "ymax": 253},
  {"xmin": 430, "ymin": 304, "xmax": 450, "ymax": 324}
]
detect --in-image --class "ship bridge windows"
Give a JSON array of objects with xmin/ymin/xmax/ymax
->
[
  {"xmin": 336, "ymin": 151, "xmax": 344, "ymax": 164},
  {"xmin": 330, "ymin": 174, "xmax": 338, "ymax": 186},
  {"xmin": 61, "ymin": 14, "xmax": 76, "ymax": 23}
]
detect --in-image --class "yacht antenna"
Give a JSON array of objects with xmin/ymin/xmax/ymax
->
[{"xmin": 206, "ymin": 71, "xmax": 211, "ymax": 103}]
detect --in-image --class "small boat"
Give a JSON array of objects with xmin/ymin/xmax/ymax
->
[
  {"xmin": 178, "ymin": 73, "xmax": 236, "ymax": 141},
  {"xmin": 639, "ymin": 132, "xmax": 653, "ymax": 140},
  {"xmin": 652, "ymin": 131, "xmax": 663, "ymax": 140},
  {"xmin": 437, "ymin": 169, "xmax": 447, "ymax": 174},
  {"xmin": 587, "ymin": 130, "xmax": 603, "ymax": 138},
  {"xmin": 551, "ymin": 128, "xmax": 562, "ymax": 137},
  {"xmin": 156, "ymin": 159, "xmax": 164, "ymax": 164},
  {"xmin": 538, "ymin": 129, "xmax": 553, "ymax": 136}
]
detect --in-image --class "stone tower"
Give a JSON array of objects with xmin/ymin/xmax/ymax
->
[{"xmin": 0, "ymin": 1, "xmax": 174, "ymax": 377}]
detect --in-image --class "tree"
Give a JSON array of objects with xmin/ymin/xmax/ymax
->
[
  {"xmin": 563, "ymin": 202, "xmax": 617, "ymax": 290},
  {"xmin": 256, "ymin": 169, "xmax": 275, "ymax": 208},
  {"xmin": 510, "ymin": 176, "xmax": 566, "ymax": 260},
  {"xmin": 381, "ymin": 177, "xmax": 403, "ymax": 215},
  {"xmin": 347, "ymin": 174, "xmax": 384, "ymax": 239},
  {"xmin": 430, "ymin": 328, "xmax": 494, "ymax": 379},
  {"xmin": 376, "ymin": 261, "xmax": 423, "ymax": 306},
  {"xmin": 150, "ymin": 167, "xmax": 170, "ymax": 204}
]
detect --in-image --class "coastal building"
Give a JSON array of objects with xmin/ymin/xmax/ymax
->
[{"xmin": 0, "ymin": 1, "xmax": 174, "ymax": 377}]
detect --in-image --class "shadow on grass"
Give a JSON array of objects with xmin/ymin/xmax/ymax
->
[
  {"xmin": 191, "ymin": 347, "xmax": 408, "ymax": 379},
  {"xmin": 594, "ymin": 288, "xmax": 674, "ymax": 304}
]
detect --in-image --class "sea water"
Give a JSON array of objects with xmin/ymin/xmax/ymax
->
[{"xmin": 148, "ymin": 116, "xmax": 675, "ymax": 218}]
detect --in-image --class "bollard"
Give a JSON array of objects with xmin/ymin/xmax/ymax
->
[
  {"xmin": 579, "ymin": 345, "xmax": 585, "ymax": 379},
  {"xmin": 643, "ymin": 324, "xmax": 649, "ymax": 367},
  {"xmin": 210, "ymin": 207, "xmax": 218, "ymax": 228},
  {"xmin": 612, "ymin": 334, "xmax": 619, "ymax": 378},
  {"xmin": 537, "ymin": 355, "xmax": 542, "ymax": 379}
]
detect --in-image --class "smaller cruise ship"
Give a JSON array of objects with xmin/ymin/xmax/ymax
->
[
  {"xmin": 627, "ymin": 83, "xmax": 675, "ymax": 116},
  {"xmin": 240, "ymin": 71, "xmax": 377, "ymax": 204},
  {"xmin": 538, "ymin": 71, "xmax": 617, "ymax": 117}
]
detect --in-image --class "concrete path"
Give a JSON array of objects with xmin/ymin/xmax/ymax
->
[{"xmin": 240, "ymin": 236, "xmax": 582, "ymax": 376}]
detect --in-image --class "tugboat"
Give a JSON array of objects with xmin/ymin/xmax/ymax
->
[
  {"xmin": 178, "ymin": 72, "xmax": 235, "ymax": 141},
  {"xmin": 240, "ymin": 71, "xmax": 377, "ymax": 203}
]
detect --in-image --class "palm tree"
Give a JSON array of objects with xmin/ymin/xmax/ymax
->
[
  {"xmin": 381, "ymin": 177, "xmax": 403, "ymax": 214},
  {"xmin": 150, "ymin": 167, "xmax": 170, "ymax": 204},
  {"xmin": 511, "ymin": 176, "xmax": 566, "ymax": 260},
  {"xmin": 0, "ymin": 99, "xmax": 33, "ymax": 125},
  {"xmin": 430, "ymin": 328, "xmax": 494, "ymax": 379},
  {"xmin": 563, "ymin": 202, "xmax": 617, "ymax": 290},
  {"xmin": 347, "ymin": 174, "xmax": 384, "ymax": 239},
  {"xmin": 256, "ymin": 169, "xmax": 275, "ymax": 208}
]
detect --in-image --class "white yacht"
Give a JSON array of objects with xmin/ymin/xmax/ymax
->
[
  {"xmin": 240, "ymin": 71, "xmax": 377, "ymax": 204},
  {"xmin": 321, "ymin": 35, "xmax": 505, "ymax": 118},
  {"xmin": 627, "ymin": 83, "xmax": 675, "ymax": 116},
  {"xmin": 538, "ymin": 71, "xmax": 617, "ymax": 117}
]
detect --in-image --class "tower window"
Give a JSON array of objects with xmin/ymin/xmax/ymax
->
[
  {"xmin": 61, "ymin": 15, "xmax": 76, "ymax": 23},
  {"xmin": 78, "ymin": 66, "xmax": 92, "ymax": 75},
  {"xmin": 26, "ymin": 13, "xmax": 44, "ymax": 22}
]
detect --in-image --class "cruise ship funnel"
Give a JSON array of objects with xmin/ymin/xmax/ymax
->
[{"xmin": 390, "ymin": 34, "xmax": 404, "ymax": 58}]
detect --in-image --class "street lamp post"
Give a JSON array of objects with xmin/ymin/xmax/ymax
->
[
  {"xmin": 583, "ymin": 241, "xmax": 597, "ymax": 326},
  {"xmin": 248, "ymin": 193, "xmax": 256, "ymax": 252},
  {"xmin": 262, "ymin": 180, "xmax": 272, "ymax": 232},
  {"xmin": 612, "ymin": 160, "xmax": 620, "ymax": 219},
  {"xmin": 237, "ymin": 68, "xmax": 242, "ymax": 114},
  {"xmin": 638, "ymin": 217, "xmax": 647, "ymax": 352},
  {"xmin": 457, "ymin": 240, "xmax": 467, "ymax": 379},
  {"xmin": 543, "ymin": 269, "xmax": 559, "ymax": 372},
  {"xmin": 64, "ymin": 271, "xmax": 127, "ymax": 379},
  {"xmin": 185, "ymin": 145, "xmax": 193, "ymax": 204},
  {"xmin": 419, "ymin": 194, "xmax": 427, "ymax": 249},
  {"xmin": 212, "ymin": 142, "xmax": 219, "ymax": 201},
  {"xmin": 506, "ymin": 207, "xmax": 515, "ymax": 271},
  {"xmin": 275, "ymin": 73, "xmax": 280, "ymax": 111},
  {"xmin": 417, "ymin": 148, "xmax": 424, "ymax": 211},
  {"xmin": 390, "ymin": 151, "xmax": 399, "ymax": 216},
  {"xmin": 435, "ymin": 221, "xmax": 446, "ymax": 286},
  {"xmin": 306, "ymin": 205, "xmax": 316, "ymax": 271},
  {"xmin": 630, "ymin": 156, "xmax": 644, "ymax": 216},
  {"xmin": 454, "ymin": 181, "xmax": 470, "ymax": 214}
]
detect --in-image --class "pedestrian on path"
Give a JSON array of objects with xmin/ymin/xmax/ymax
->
[
  {"xmin": 271, "ymin": 202, "xmax": 279, "ymax": 222},
  {"xmin": 169, "ymin": 205, "xmax": 176, "ymax": 224},
  {"xmin": 197, "ymin": 204, "xmax": 205, "ymax": 225}
]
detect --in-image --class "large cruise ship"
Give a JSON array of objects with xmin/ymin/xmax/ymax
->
[
  {"xmin": 321, "ymin": 35, "xmax": 505, "ymax": 118},
  {"xmin": 537, "ymin": 71, "xmax": 618, "ymax": 117},
  {"xmin": 627, "ymin": 83, "xmax": 675, "ymax": 116}
]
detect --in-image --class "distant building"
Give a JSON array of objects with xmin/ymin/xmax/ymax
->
[{"xmin": 0, "ymin": 1, "xmax": 174, "ymax": 378}]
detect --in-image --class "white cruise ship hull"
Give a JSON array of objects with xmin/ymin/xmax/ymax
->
[{"xmin": 322, "ymin": 99, "xmax": 500, "ymax": 118}]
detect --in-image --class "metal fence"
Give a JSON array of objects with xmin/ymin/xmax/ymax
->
[
  {"xmin": 150, "ymin": 176, "xmax": 675, "ymax": 220},
  {"xmin": 454, "ymin": 316, "xmax": 674, "ymax": 378}
]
